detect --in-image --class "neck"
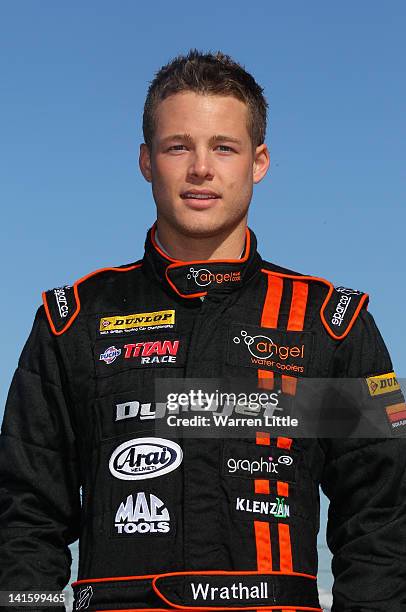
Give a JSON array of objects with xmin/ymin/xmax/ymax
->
[{"xmin": 155, "ymin": 219, "xmax": 247, "ymax": 261}]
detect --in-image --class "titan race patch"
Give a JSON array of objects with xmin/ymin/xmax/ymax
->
[
  {"xmin": 228, "ymin": 324, "xmax": 314, "ymax": 377},
  {"xmin": 365, "ymin": 372, "xmax": 400, "ymax": 397},
  {"xmin": 99, "ymin": 310, "xmax": 175, "ymax": 335},
  {"xmin": 223, "ymin": 439, "xmax": 297, "ymax": 482},
  {"xmin": 95, "ymin": 333, "xmax": 186, "ymax": 375}
]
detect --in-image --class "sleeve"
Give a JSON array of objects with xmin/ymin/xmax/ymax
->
[
  {"xmin": 320, "ymin": 309, "xmax": 406, "ymax": 612},
  {"xmin": 0, "ymin": 306, "xmax": 81, "ymax": 594}
]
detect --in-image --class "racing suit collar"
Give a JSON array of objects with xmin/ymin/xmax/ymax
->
[{"xmin": 143, "ymin": 223, "xmax": 262, "ymax": 299}]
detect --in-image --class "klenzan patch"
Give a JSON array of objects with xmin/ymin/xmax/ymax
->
[
  {"xmin": 99, "ymin": 310, "xmax": 175, "ymax": 334},
  {"xmin": 365, "ymin": 371, "xmax": 400, "ymax": 397},
  {"xmin": 233, "ymin": 495, "xmax": 290, "ymax": 520},
  {"xmin": 228, "ymin": 323, "xmax": 314, "ymax": 377},
  {"xmin": 223, "ymin": 439, "xmax": 297, "ymax": 482}
]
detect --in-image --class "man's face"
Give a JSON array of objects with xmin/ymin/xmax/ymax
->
[{"xmin": 140, "ymin": 91, "xmax": 269, "ymax": 240}]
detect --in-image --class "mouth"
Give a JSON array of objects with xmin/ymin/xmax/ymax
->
[
  {"xmin": 180, "ymin": 189, "xmax": 220, "ymax": 200},
  {"xmin": 180, "ymin": 190, "xmax": 221, "ymax": 207}
]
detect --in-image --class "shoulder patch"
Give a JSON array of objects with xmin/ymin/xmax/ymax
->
[
  {"xmin": 42, "ymin": 262, "xmax": 143, "ymax": 336},
  {"xmin": 42, "ymin": 284, "xmax": 79, "ymax": 335},
  {"xmin": 320, "ymin": 285, "xmax": 369, "ymax": 340}
]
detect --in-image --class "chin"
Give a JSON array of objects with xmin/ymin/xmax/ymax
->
[
  {"xmin": 158, "ymin": 201, "xmax": 249, "ymax": 240},
  {"xmin": 176, "ymin": 216, "xmax": 238, "ymax": 239}
]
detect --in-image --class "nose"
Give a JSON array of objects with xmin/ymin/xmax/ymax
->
[{"xmin": 187, "ymin": 148, "xmax": 214, "ymax": 181}]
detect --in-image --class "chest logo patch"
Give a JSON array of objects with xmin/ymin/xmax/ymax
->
[
  {"xmin": 223, "ymin": 439, "xmax": 297, "ymax": 482},
  {"xmin": 228, "ymin": 324, "xmax": 313, "ymax": 377},
  {"xmin": 114, "ymin": 492, "xmax": 170, "ymax": 536},
  {"xmin": 187, "ymin": 267, "xmax": 241, "ymax": 288},
  {"xmin": 365, "ymin": 371, "xmax": 400, "ymax": 397},
  {"xmin": 385, "ymin": 403, "xmax": 406, "ymax": 435},
  {"xmin": 99, "ymin": 309, "xmax": 175, "ymax": 334},
  {"xmin": 99, "ymin": 346, "xmax": 121, "ymax": 364},
  {"xmin": 109, "ymin": 437, "xmax": 183, "ymax": 480}
]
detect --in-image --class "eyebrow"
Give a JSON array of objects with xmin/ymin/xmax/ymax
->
[
  {"xmin": 160, "ymin": 133, "xmax": 194, "ymax": 145},
  {"xmin": 159, "ymin": 133, "xmax": 242, "ymax": 146},
  {"xmin": 209, "ymin": 134, "xmax": 242, "ymax": 145}
]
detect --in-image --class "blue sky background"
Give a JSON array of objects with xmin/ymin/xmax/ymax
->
[{"xmin": 1, "ymin": 0, "xmax": 405, "ymax": 600}]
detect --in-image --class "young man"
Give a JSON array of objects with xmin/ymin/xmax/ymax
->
[{"xmin": 0, "ymin": 51, "xmax": 405, "ymax": 612}]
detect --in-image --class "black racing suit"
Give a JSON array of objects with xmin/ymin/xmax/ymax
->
[{"xmin": 1, "ymin": 225, "xmax": 405, "ymax": 612}]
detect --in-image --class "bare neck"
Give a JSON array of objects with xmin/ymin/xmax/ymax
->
[{"xmin": 155, "ymin": 221, "xmax": 247, "ymax": 261}]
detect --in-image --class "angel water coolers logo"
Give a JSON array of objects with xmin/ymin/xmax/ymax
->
[
  {"xmin": 187, "ymin": 267, "xmax": 241, "ymax": 287},
  {"xmin": 233, "ymin": 329, "xmax": 306, "ymax": 374}
]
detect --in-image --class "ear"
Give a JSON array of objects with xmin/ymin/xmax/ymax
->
[
  {"xmin": 139, "ymin": 143, "xmax": 152, "ymax": 182},
  {"xmin": 253, "ymin": 143, "xmax": 270, "ymax": 184}
]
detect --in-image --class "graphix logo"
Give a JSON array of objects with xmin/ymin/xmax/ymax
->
[
  {"xmin": 223, "ymin": 440, "xmax": 297, "ymax": 481},
  {"xmin": 226, "ymin": 454, "xmax": 293, "ymax": 476}
]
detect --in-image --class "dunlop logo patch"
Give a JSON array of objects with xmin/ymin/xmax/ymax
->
[
  {"xmin": 100, "ymin": 310, "xmax": 175, "ymax": 335},
  {"xmin": 366, "ymin": 372, "xmax": 400, "ymax": 397}
]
